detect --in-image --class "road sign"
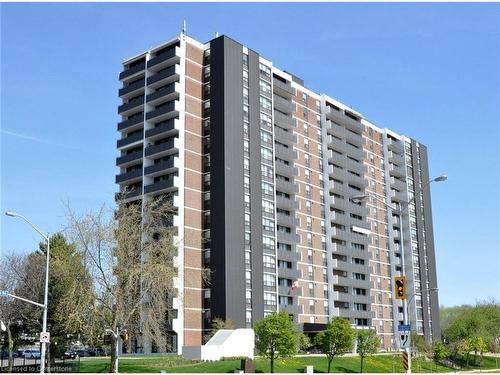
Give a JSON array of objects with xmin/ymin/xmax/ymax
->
[
  {"xmin": 40, "ymin": 332, "xmax": 50, "ymax": 343},
  {"xmin": 399, "ymin": 332, "xmax": 411, "ymax": 348},
  {"xmin": 398, "ymin": 324, "xmax": 411, "ymax": 332},
  {"xmin": 0, "ymin": 291, "xmax": 8, "ymax": 297}
]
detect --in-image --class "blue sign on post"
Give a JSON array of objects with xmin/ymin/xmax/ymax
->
[
  {"xmin": 398, "ymin": 324, "xmax": 411, "ymax": 332},
  {"xmin": 0, "ymin": 291, "xmax": 8, "ymax": 297}
]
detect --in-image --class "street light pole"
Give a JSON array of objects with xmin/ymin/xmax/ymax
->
[
  {"xmin": 5, "ymin": 211, "xmax": 50, "ymax": 374},
  {"xmin": 350, "ymin": 174, "xmax": 446, "ymax": 374}
]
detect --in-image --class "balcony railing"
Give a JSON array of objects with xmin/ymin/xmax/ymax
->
[
  {"xmin": 116, "ymin": 150, "xmax": 143, "ymax": 166},
  {"xmin": 119, "ymin": 61, "xmax": 146, "ymax": 81},
  {"xmin": 146, "ymin": 101, "xmax": 176, "ymax": 121},
  {"xmin": 144, "ymin": 176, "xmax": 175, "ymax": 194},
  {"xmin": 147, "ymin": 48, "xmax": 177, "ymax": 69},
  {"xmin": 144, "ymin": 158, "xmax": 176, "ymax": 176},
  {"xmin": 117, "ymin": 131, "xmax": 144, "ymax": 149},
  {"xmin": 119, "ymin": 79, "xmax": 144, "ymax": 97},
  {"xmin": 115, "ymin": 168, "xmax": 142, "ymax": 184},
  {"xmin": 145, "ymin": 119, "xmax": 177, "ymax": 139},
  {"xmin": 145, "ymin": 138, "xmax": 176, "ymax": 157}
]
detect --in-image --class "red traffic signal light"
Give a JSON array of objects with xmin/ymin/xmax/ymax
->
[{"xmin": 395, "ymin": 276, "xmax": 407, "ymax": 300}]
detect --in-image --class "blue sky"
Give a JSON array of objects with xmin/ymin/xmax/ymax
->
[{"xmin": 1, "ymin": 3, "xmax": 499, "ymax": 307}]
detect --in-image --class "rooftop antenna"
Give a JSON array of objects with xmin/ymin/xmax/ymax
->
[
  {"xmin": 215, "ymin": 31, "xmax": 219, "ymax": 38},
  {"xmin": 182, "ymin": 20, "xmax": 187, "ymax": 35}
]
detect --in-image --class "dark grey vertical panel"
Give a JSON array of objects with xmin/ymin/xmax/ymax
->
[
  {"xmin": 411, "ymin": 140, "xmax": 432, "ymax": 343},
  {"xmin": 248, "ymin": 49, "xmax": 265, "ymax": 321},
  {"xmin": 418, "ymin": 144, "xmax": 441, "ymax": 342},
  {"xmin": 222, "ymin": 37, "xmax": 246, "ymax": 327},
  {"xmin": 209, "ymin": 36, "xmax": 227, "ymax": 321}
]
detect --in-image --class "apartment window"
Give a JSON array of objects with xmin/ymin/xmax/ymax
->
[
  {"xmin": 264, "ymin": 292, "xmax": 276, "ymax": 306},
  {"xmin": 260, "ymin": 96, "xmax": 272, "ymax": 110},
  {"xmin": 260, "ymin": 80, "xmax": 271, "ymax": 95},
  {"xmin": 246, "ymin": 290, "xmax": 252, "ymax": 304},
  {"xmin": 259, "ymin": 63, "xmax": 271, "ymax": 78},
  {"xmin": 261, "ymin": 181, "xmax": 274, "ymax": 197},
  {"xmin": 261, "ymin": 147, "xmax": 273, "ymax": 162},
  {"xmin": 264, "ymin": 255, "xmax": 276, "ymax": 269},
  {"xmin": 260, "ymin": 112, "xmax": 272, "ymax": 130},
  {"xmin": 262, "ymin": 200, "xmax": 274, "ymax": 214},
  {"xmin": 261, "ymin": 164, "xmax": 273, "ymax": 178},
  {"xmin": 264, "ymin": 273, "xmax": 276, "ymax": 287},
  {"xmin": 354, "ymin": 273, "xmax": 366, "ymax": 280},
  {"xmin": 262, "ymin": 218, "xmax": 275, "ymax": 232},
  {"xmin": 245, "ymin": 251, "xmax": 251, "ymax": 268}
]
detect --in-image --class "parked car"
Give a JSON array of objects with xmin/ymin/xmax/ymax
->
[
  {"xmin": 21, "ymin": 350, "xmax": 41, "ymax": 359},
  {"xmin": 75, "ymin": 349, "xmax": 90, "ymax": 357},
  {"xmin": 63, "ymin": 350, "xmax": 78, "ymax": 360}
]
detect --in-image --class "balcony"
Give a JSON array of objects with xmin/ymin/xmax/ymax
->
[
  {"xmin": 276, "ymin": 212, "xmax": 299, "ymax": 227},
  {"xmin": 119, "ymin": 60, "xmax": 146, "ymax": 81},
  {"xmin": 279, "ymin": 303, "xmax": 302, "ymax": 316},
  {"xmin": 115, "ymin": 168, "xmax": 142, "ymax": 184},
  {"xmin": 116, "ymin": 150, "xmax": 143, "ymax": 166},
  {"xmin": 275, "ymin": 178, "xmax": 298, "ymax": 195},
  {"xmin": 346, "ymin": 158, "xmax": 366, "ymax": 176},
  {"xmin": 145, "ymin": 138, "xmax": 177, "ymax": 158},
  {"xmin": 275, "ymin": 162, "xmax": 297, "ymax": 178},
  {"xmin": 117, "ymin": 131, "xmax": 144, "ymax": 149},
  {"xmin": 273, "ymin": 95, "xmax": 295, "ymax": 114},
  {"xmin": 331, "ymin": 227, "xmax": 347, "ymax": 239},
  {"xmin": 115, "ymin": 186, "xmax": 143, "ymax": 201},
  {"xmin": 327, "ymin": 136, "xmax": 346, "ymax": 154},
  {"xmin": 345, "ymin": 142, "xmax": 364, "ymax": 160},
  {"xmin": 276, "ymin": 195, "xmax": 298, "ymax": 210},
  {"xmin": 390, "ymin": 189, "xmax": 408, "ymax": 203},
  {"xmin": 274, "ymin": 126, "xmax": 296, "ymax": 145},
  {"xmin": 147, "ymin": 47, "xmax": 179, "ymax": 69},
  {"xmin": 277, "ymin": 248, "xmax": 301, "ymax": 262},
  {"xmin": 145, "ymin": 119, "xmax": 178, "ymax": 140},
  {"xmin": 146, "ymin": 101, "xmax": 177, "ymax": 122},
  {"xmin": 144, "ymin": 176, "xmax": 176, "ymax": 194},
  {"xmin": 389, "ymin": 163, "xmax": 406, "ymax": 178},
  {"xmin": 275, "ymin": 143, "xmax": 296, "ymax": 161},
  {"xmin": 388, "ymin": 150, "xmax": 404, "ymax": 165},
  {"xmin": 278, "ymin": 285, "xmax": 300, "ymax": 297},
  {"xmin": 325, "ymin": 106, "xmax": 363, "ymax": 134},
  {"xmin": 277, "ymin": 267, "xmax": 301, "ymax": 280},
  {"xmin": 274, "ymin": 111, "xmax": 295, "ymax": 130},
  {"xmin": 273, "ymin": 78, "xmax": 294, "ymax": 99},
  {"xmin": 144, "ymin": 158, "xmax": 177, "ymax": 177},
  {"xmin": 118, "ymin": 96, "xmax": 144, "ymax": 115},
  {"xmin": 387, "ymin": 138, "xmax": 404, "ymax": 154},
  {"xmin": 277, "ymin": 231, "xmax": 300, "ymax": 244},
  {"xmin": 146, "ymin": 65, "xmax": 179, "ymax": 87},
  {"xmin": 330, "ymin": 210, "xmax": 348, "ymax": 226},
  {"xmin": 146, "ymin": 83, "xmax": 178, "ymax": 105},
  {"xmin": 119, "ymin": 79, "xmax": 144, "ymax": 98},
  {"xmin": 117, "ymin": 115, "xmax": 143, "ymax": 132},
  {"xmin": 390, "ymin": 176, "xmax": 406, "ymax": 192}
]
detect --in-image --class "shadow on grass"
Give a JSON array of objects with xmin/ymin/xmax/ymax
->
[{"xmin": 332, "ymin": 366, "xmax": 356, "ymax": 373}]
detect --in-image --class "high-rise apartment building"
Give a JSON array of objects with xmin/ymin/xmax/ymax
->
[{"xmin": 115, "ymin": 32, "xmax": 440, "ymax": 354}]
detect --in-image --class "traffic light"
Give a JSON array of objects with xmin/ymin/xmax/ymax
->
[{"xmin": 395, "ymin": 276, "xmax": 407, "ymax": 300}]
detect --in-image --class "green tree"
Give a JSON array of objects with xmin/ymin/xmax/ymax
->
[
  {"xmin": 315, "ymin": 318, "xmax": 354, "ymax": 373},
  {"xmin": 356, "ymin": 329, "xmax": 379, "ymax": 373},
  {"xmin": 39, "ymin": 233, "xmax": 95, "ymax": 361},
  {"xmin": 433, "ymin": 341, "xmax": 449, "ymax": 362},
  {"xmin": 298, "ymin": 333, "xmax": 311, "ymax": 354},
  {"xmin": 254, "ymin": 311, "xmax": 298, "ymax": 373}
]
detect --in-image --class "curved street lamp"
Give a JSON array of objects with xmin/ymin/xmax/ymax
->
[{"xmin": 5, "ymin": 211, "xmax": 50, "ymax": 374}]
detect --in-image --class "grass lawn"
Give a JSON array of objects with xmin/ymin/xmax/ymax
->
[{"xmin": 73, "ymin": 353, "xmax": 470, "ymax": 373}]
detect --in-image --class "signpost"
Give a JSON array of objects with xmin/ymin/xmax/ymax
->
[
  {"xmin": 40, "ymin": 332, "xmax": 50, "ymax": 344},
  {"xmin": 398, "ymin": 324, "xmax": 411, "ymax": 349}
]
